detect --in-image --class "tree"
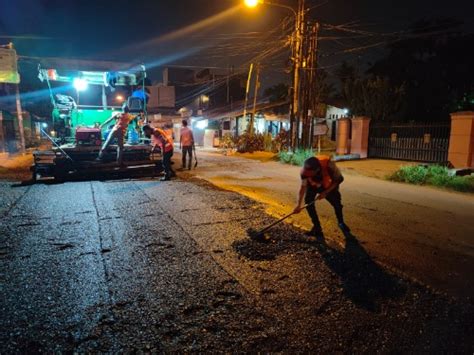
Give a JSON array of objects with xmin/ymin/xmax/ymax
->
[
  {"xmin": 368, "ymin": 18, "xmax": 474, "ymax": 120},
  {"xmin": 264, "ymin": 83, "xmax": 289, "ymax": 115},
  {"xmin": 337, "ymin": 61, "xmax": 405, "ymax": 121}
]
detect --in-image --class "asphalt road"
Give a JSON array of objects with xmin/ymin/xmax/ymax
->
[
  {"xmin": 1, "ymin": 178, "xmax": 473, "ymax": 352},
  {"xmin": 185, "ymin": 151, "xmax": 474, "ymax": 299}
]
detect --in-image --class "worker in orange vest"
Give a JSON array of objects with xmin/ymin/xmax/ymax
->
[
  {"xmin": 293, "ymin": 156, "xmax": 351, "ymax": 238},
  {"xmin": 97, "ymin": 105, "xmax": 135, "ymax": 166},
  {"xmin": 143, "ymin": 124, "xmax": 175, "ymax": 181}
]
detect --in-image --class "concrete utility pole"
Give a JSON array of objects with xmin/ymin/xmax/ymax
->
[
  {"xmin": 301, "ymin": 21, "xmax": 320, "ymax": 149},
  {"xmin": 242, "ymin": 63, "xmax": 254, "ymax": 131},
  {"xmin": 290, "ymin": 0, "xmax": 305, "ymax": 151},
  {"xmin": 15, "ymin": 84, "xmax": 26, "ymax": 153},
  {"xmin": 249, "ymin": 63, "xmax": 261, "ymax": 136}
]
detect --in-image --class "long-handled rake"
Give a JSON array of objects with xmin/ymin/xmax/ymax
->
[
  {"xmin": 247, "ymin": 200, "xmax": 316, "ymax": 242},
  {"xmin": 193, "ymin": 144, "xmax": 198, "ymax": 168}
]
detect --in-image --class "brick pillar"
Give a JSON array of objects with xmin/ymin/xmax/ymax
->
[
  {"xmin": 336, "ymin": 118, "xmax": 350, "ymax": 155},
  {"xmin": 448, "ymin": 111, "xmax": 474, "ymax": 168},
  {"xmin": 351, "ymin": 116, "xmax": 371, "ymax": 158}
]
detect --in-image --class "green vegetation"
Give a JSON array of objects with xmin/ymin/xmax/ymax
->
[
  {"xmin": 278, "ymin": 149, "xmax": 315, "ymax": 166},
  {"xmin": 389, "ymin": 165, "xmax": 474, "ymax": 193}
]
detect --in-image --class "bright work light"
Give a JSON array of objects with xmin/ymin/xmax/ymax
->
[
  {"xmin": 196, "ymin": 120, "xmax": 208, "ymax": 130},
  {"xmin": 73, "ymin": 77, "xmax": 88, "ymax": 91}
]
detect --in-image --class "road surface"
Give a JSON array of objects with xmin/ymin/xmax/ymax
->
[
  {"xmin": 184, "ymin": 150, "xmax": 474, "ymax": 299},
  {"xmin": 0, "ymin": 177, "xmax": 473, "ymax": 352}
]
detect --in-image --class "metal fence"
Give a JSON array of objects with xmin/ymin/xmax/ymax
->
[{"xmin": 368, "ymin": 121, "xmax": 451, "ymax": 163}]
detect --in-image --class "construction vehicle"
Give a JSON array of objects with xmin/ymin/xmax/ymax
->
[{"xmin": 31, "ymin": 65, "xmax": 163, "ymax": 182}]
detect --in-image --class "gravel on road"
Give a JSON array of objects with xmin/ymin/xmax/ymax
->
[{"xmin": 1, "ymin": 179, "xmax": 473, "ymax": 352}]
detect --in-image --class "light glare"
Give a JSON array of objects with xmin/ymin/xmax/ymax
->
[
  {"xmin": 73, "ymin": 78, "xmax": 88, "ymax": 92},
  {"xmin": 244, "ymin": 0, "xmax": 259, "ymax": 8}
]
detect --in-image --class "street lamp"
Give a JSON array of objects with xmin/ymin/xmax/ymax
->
[
  {"xmin": 244, "ymin": 0, "xmax": 260, "ymax": 7},
  {"xmin": 244, "ymin": 0, "xmax": 302, "ymax": 149},
  {"xmin": 244, "ymin": 0, "xmax": 297, "ymax": 16}
]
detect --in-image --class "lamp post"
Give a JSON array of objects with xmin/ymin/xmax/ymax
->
[{"xmin": 244, "ymin": 0, "xmax": 305, "ymax": 150}]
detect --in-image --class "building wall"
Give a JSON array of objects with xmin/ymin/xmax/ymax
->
[
  {"xmin": 146, "ymin": 86, "xmax": 176, "ymax": 109},
  {"xmin": 325, "ymin": 105, "xmax": 348, "ymax": 141}
]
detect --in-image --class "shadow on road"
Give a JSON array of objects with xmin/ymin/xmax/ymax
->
[
  {"xmin": 233, "ymin": 231, "xmax": 406, "ymax": 312},
  {"xmin": 315, "ymin": 233, "xmax": 406, "ymax": 311}
]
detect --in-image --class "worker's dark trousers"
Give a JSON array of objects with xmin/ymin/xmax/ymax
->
[
  {"xmin": 305, "ymin": 187, "xmax": 345, "ymax": 232},
  {"xmin": 182, "ymin": 146, "xmax": 193, "ymax": 169},
  {"xmin": 163, "ymin": 149, "xmax": 174, "ymax": 179},
  {"xmin": 98, "ymin": 128, "xmax": 124, "ymax": 165}
]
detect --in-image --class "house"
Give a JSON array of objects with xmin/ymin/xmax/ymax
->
[
  {"xmin": 0, "ymin": 109, "xmax": 41, "ymax": 152},
  {"xmin": 322, "ymin": 99, "xmax": 350, "ymax": 141}
]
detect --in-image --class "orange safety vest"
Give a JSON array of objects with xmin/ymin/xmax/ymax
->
[
  {"xmin": 153, "ymin": 128, "xmax": 174, "ymax": 153},
  {"xmin": 115, "ymin": 113, "xmax": 134, "ymax": 132},
  {"xmin": 303, "ymin": 155, "xmax": 333, "ymax": 190},
  {"xmin": 317, "ymin": 155, "xmax": 333, "ymax": 189}
]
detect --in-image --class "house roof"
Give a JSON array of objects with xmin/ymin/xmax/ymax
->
[{"xmin": 205, "ymin": 100, "xmax": 290, "ymax": 120}]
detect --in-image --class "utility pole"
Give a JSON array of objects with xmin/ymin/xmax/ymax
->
[
  {"xmin": 226, "ymin": 65, "xmax": 230, "ymax": 104},
  {"xmin": 10, "ymin": 43, "xmax": 26, "ymax": 153},
  {"xmin": 15, "ymin": 84, "xmax": 26, "ymax": 153},
  {"xmin": 301, "ymin": 21, "xmax": 320, "ymax": 150},
  {"xmin": 290, "ymin": 0, "xmax": 305, "ymax": 151},
  {"xmin": 242, "ymin": 63, "xmax": 254, "ymax": 132},
  {"xmin": 249, "ymin": 63, "xmax": 260, "ymax": 136},
  {"xmin": 309, "ymin": 22, "xmax": 320, "ymax": 150}
]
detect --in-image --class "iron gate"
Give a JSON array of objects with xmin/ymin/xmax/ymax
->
[{"xmin": 368, "ymin": 121, "xmax": 451, "ymax": 163}]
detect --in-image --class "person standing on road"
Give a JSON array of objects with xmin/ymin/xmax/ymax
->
[
  {"xmin": 293, "ymin": 156, "xmax": 351, "ymax": 238},
  {"xmin": 180, "ymin": 120, "xmax": 195, "ymax": 170},
  {"xmin": 97, "ymin": 105, "xmax": 134, "ymax": 166},
  {"xmin": 143, "ymin": 124, "xmax": 175, "ymax": 181}
]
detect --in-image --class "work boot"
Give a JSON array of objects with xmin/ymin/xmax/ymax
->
[
  {"xmin": 338, "ymin": 222, "xmax": 351, "ymax": 235},
  {"xmin": 305, "ymin": 227, "xmax": 324, "ymax": 239},
  {"xmin": 160, "ymin": 175, "xmax": 171, "ymax": 181}
]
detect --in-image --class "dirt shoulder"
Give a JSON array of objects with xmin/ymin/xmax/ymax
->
[
  {"xmin": 337, "ymin": 158, "xmax": 417, "ymax": 179},
  {"xmin": 0, "ymin": 153, "xmax": 33, "ymax": 181}
]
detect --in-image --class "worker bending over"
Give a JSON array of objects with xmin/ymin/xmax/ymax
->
[
  {"xmin": 97, "ymin": 106, "xmax": 134, "ymax": 166},
  {"xmin": 180, "ymin": 120, "xmax": 195, "ymax": 170},
  {"xmin": 293, "ymin": 156, "xmax": 351, "ymax": 238},
  {"xmin": 142, "ymin": 124, "xmax": 175, "ymax": 181}
]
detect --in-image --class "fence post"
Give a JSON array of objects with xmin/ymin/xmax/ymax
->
[
  {"xmin": 336, "ymin": 118, "xmax": 351, "ymax": 155},
  {"xmin": 351, "ymin": 116, "xmax": 371, "ymax": 158},
  {"xmin": 448, "ymin": 111, "xmax": 474, "ymax": 168}
]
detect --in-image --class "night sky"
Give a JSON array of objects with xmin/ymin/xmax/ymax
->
[{"xmin": 1, "ymin": 0, "xmax": 473, "ymax": 75}]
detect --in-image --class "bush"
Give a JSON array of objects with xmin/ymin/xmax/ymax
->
[
  {"xmin": 389, "ymin": 165, "xmax": 474, "ymax": 193},
  {"xmin": 220, "ymin": 133, "xmax": 236, "ymax": 151},
  {"xmin": 278, "ymin": 149, "xmax": 315, "ymax": 166},
  {"xmin": 391, "ymin": 165, "xmax": 428, "ymax": 185},
  {"xmin": 273, "ymin": 130, "xmax": 289, "ymax": 152},
  {"xmin": 263, "ymin": 133, "xmax": 273, "ymax": 152},
  {"xmin": 235, "ymin": 132, "xmax": 264, "ymax": 153}
]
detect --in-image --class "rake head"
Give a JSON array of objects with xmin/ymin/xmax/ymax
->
[{"xmin": 247, "ymin": 228, "xmax": 271, "ymax": 243}]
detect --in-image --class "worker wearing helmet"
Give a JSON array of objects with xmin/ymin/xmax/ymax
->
[
  {"xmin": 143, "ymin": 124, "xmax": 175, "ymax": 181},
  {"xmin": 293, "ymin": 156, "xmax": 351, "ymax": 238},
  {"xmin": 97, "ymin": 105, "xmax": 134, "ymax": 166}
]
